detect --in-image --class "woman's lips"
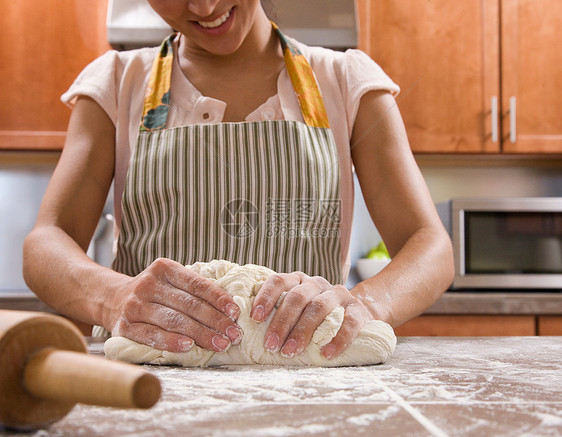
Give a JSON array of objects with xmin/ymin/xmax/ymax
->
[
  {"xmin": 197, "ymin": 8, "xmax": 232, "ymax": 29},
  {"xmin": 191, "ymin": 6, "xmax": 235, "ymax": 37}
]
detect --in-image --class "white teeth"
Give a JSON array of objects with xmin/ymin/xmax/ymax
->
[{"xmin": 198, "ymin": 9, "xmax": 231, "ymax": 28}]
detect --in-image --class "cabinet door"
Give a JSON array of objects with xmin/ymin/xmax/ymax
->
[
  {"xmin": 357, "ymin": 0, "xmax": 500, "ymax": 153},
  {"xmin": 501, "ymin": 0, "xmax": 562, "ymax": 153},
  {"xmin": 537, "ymin": 316, "xmax": 562, "ymax": 335},
  {"xmin": 394, "ymin": 315, "xmax": 536, "ymax": 336},
  {"xmin": 0, "ymin": 0, "xmax": 110, "ymax": 150}
]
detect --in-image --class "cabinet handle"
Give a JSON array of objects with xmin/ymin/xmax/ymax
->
[
  {"xmin": 510, "ymin": 96, "xmax": 517, "ymax": 143},
  {"xmin": 491, "ymin": 96, "xmax": 498, "ymax": 143}
]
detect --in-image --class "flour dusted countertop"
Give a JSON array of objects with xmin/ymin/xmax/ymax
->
[{"xmin": 3, "ymin": 337, "xmax": 561, "ymax": 436}]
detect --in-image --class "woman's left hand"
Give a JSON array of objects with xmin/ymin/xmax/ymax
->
[{"xmin": 250, "ymin": 272, "xmax": 372, "ymax": 360}]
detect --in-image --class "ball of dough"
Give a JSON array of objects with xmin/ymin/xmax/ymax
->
[{"xmin": 104, "ymin": 260, "xmax": 396, "ymax": 367}]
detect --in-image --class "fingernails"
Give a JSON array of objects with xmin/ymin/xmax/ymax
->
[
  {"xmin": 179, "ymin": 338, "xmax": 194, "ymax": 352},
  {"xmin": 252, "ymin": 305, "xmax": 265, "ymax": 322},
  {"xmin": 225, "ymin": 303, "xmax": 240, "ymax": 320},
  {"xmin": 212, "ymin": 335, "xmax": 231, "ymax": 352},
  {"xmin": 280, "ymin": 339, "xmax": 299, "ymax": 358},
  {"xmin": 322, "ymin": 343, "xmax": 336, "ymax": 360},
  {"xmin": 226, "ymin": 326, "xmax": 243, "ymax": 345},
  {"xmin": 265, "ymin": 334, "xmax": 279, "ymax": 352}
]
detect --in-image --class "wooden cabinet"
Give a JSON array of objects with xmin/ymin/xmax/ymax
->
[
  {"xmin": 537, "ymin": 316, "xmax": 562, "ymax": 335},
  {"xmin": 396, "ymin": 315, "xmax": 562, "ymax": 336},
  {"xmin": 357, "ymin": 0, "xmax": 562, "ymax": 154},
  {"xmin": 394, "ymin": 315, "xmax": 536, "ymax": 336},
  {"xmin": 501, "ymin": 1, "xmax": 562, "ymax": 153},
  {"xmin": 0, "ymin": 0, "xmax": 110, "ymax": 150}
]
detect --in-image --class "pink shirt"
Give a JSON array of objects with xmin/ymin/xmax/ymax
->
[{"xmin": 62, "ymin": 35, "xmax": 399, "ymax": 279}]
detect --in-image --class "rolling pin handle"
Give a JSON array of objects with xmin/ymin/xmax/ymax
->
[{"xmin": 23, "ymin": 348, "xmax": 161, "ymax": 410}]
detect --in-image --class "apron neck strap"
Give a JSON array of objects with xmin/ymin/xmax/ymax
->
[
  {"xmin": 271, "ymin": 22, "xmax": 330, "ymax": 129},
  {"xmin": 140, "ymin": 23, "xmax": 330, "ymax": 131},
  {"xmin": 140, "ymin": 36, "xmax": 174, "ymax": 132}
]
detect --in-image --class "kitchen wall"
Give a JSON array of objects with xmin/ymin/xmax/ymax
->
[
  {"xmin": 1, "ymin": 153, "xmax": 561, "ymax": 294},
  {"xmin": 0, "ymin": 153, "xmax": 113, "ymax": 297},
  {"xmin": 418, "ymin": 157, "xmax": 562, "ymax": 203},
  {"xmin": 0, "ymin": 154, "xmax": 57, "ymax": 295}
]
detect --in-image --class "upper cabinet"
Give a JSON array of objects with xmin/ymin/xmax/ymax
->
[
  {"xmin": 357, "ymin": 0, "xmax": 562, "ymax": 154},
  {"xmin": 501, "ymin": 0, "xmax": 562, "ymax": 153},
  {"xmin": 0, "ymin": 0, "xmax": 110, "ymax": 150}
]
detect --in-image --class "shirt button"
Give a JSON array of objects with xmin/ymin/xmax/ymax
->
[{"xmin": 261, "ymin": 108, "xmax": 275, "ymax": 120}]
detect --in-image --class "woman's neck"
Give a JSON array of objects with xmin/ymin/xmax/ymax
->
[{"xmin": 176, "ymin": 10, "xmax": 285, "ymax": 122}]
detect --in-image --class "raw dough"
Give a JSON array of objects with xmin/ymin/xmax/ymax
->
[{"xmin": 104, "ymin": 260, "xmax": 396, "ymax": 367}]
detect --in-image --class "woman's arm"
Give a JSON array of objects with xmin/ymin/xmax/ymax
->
[
  {"xmin": 349, "ymin": 90, "xmax": 455, "ymax": 326},
  {"xmin": 23, "ymin": 97, "xmax": 242, "ymax": 352},
  {"xmin": 23, "ymin": 96, "xmax": 118, "ymax": 327}
]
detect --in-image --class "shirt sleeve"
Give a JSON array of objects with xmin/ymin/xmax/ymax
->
[
  {"xmin": 61, "ymin": 50, "xmax": 121, "ymax": 126},
  {"xmin": 341, "ymin": 49, "xmax": 400, "ymax": 129}
]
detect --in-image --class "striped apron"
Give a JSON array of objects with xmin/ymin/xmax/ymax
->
[{"xmin": 112, "ymin": 25, "xmax": 343, "ymax": 285}]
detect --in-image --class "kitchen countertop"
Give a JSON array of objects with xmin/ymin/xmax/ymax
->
[
  {"xmin": 0, "ymin": 291, "xmax": 55, "ymax": 313},
  {"xmin": 3, "ymin": 337, "xmax": 561, "ymax": 436},
  {"xmin": 2, "ymin": 291, "xmax": 562, "ymax": 315}
]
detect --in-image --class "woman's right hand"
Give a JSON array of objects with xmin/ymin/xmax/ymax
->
[{"xmin": 108, "ymin": 258, "xmax": 242, "ymax": 353}]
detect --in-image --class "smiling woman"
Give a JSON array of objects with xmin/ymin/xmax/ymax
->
[{"xmin": 23, "ymin": 0, "xmax": 454, "ymax": 365}]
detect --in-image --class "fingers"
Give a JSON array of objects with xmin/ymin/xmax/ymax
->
[
  {"xmin": 320, "ymin": 300, "xmax": 368, "ymax": 360},
  {"xmin": 277, "ymin": 288, "xmax": 341, "ymax": 358},
  {"xmin": 154, "ymin": 258, "xmax": 241, "ymax": 320},
  {"xmin": 113, "ymin": 319, "xmax": 196, "ymax": 354},
  {"xmin": 250, "ymin": 272, "xmax": 307, "ymax": 322},
  {"xmin": 149, "ymin": 303, "xmax": 238, "ymax": 351},
  {"xmin": 255, "ymin": 272, "xmax": 369, "ymax": 360},
  {"xmin": 149, "ymin": 280, "xmax": 243, "ymax": 345},
  {"xmin": 114, "ymin": 258, "xmax": 243, "ymax": 352},
  {"xmin": 113, "ymin": 303, "xmax": 236, "ymax": 353},
  {"xmin": 263, "ymin": 279, "xmax": 326, "ymax": 354},
  {"xmin": 277, "ymin": 285, "xmax": 362, "ymax": 359}
]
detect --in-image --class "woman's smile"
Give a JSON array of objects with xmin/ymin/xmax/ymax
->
[
  {"xmin": 147, "ymin": 1, "xmax": 268, "ymax": 57},
  {"xmin": 195, "ymin": 7, "xmax": 233, "ymax": 29},
  {"xmin": 191, "ymin": 6, "xmax": 236, "ymax": 38}
]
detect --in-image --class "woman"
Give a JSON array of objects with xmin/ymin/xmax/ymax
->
[{"xmin": 23, "ymin": 0, "xmax": 454, "ymax": 360}]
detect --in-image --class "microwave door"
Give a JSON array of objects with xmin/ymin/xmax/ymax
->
[{"xmin": 452, "ymin": 203, "xmax": 562, "ymax": 289}]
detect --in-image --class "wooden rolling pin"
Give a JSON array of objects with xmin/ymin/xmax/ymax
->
[{"xmin": 0, "ymin": 310, "xmax": 161, "ymax": 431}]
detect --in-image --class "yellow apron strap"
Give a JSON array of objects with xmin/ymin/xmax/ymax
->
[
  {"xmin": 272, "ymin": 22, "xmax": 330, "ymax": 129},
  {"xmin": 140, "ymin": 35, "xmax": 175, "ymax": 132},
  {"xmin": 140, "ymin": 25, "xmax": 330, "ymax": 131}
]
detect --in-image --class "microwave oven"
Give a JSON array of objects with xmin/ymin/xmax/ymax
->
[{"xmin": 437, "ymin": 197, "xmax": 562, "ymax": 290}]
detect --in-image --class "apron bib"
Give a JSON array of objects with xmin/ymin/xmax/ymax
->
[{"xmin": 113, "ymin": 25, "xmax": 343, "ymax": 284}]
